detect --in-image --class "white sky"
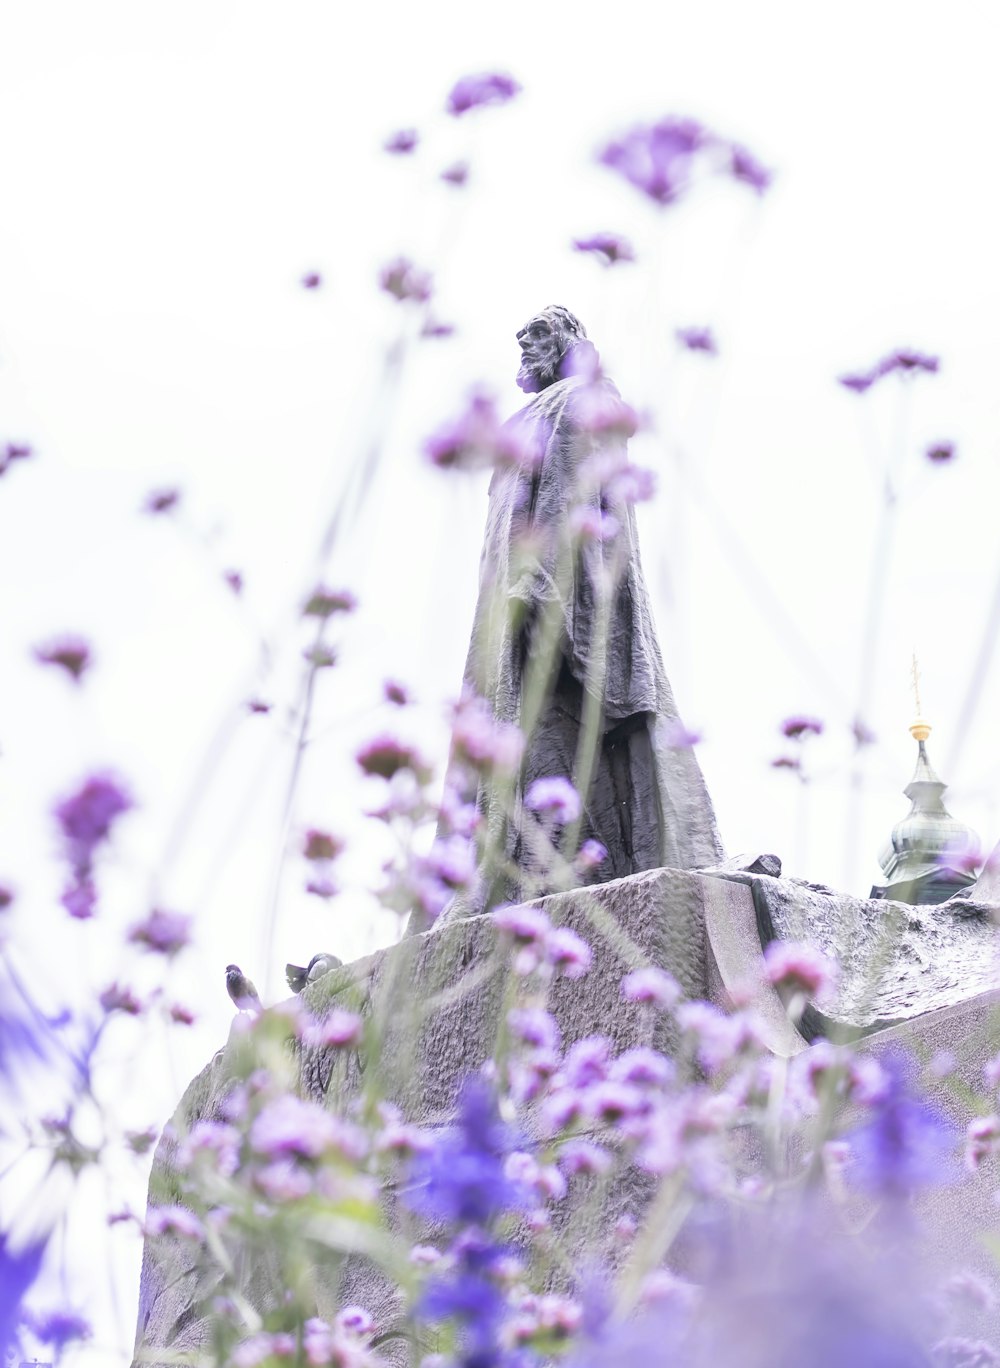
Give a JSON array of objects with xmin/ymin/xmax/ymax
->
[{"xmin": 2, "ymin": 1, "xmax": 1000, "ymax": 1362}]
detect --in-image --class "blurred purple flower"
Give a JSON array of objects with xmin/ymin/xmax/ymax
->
[
  {"xmin": 508, "ymin": 1006, "xmax": 561, "ymax": 1052},
  {"xmin": 781, "ymin": 715, "xmax": 824, "ymax": 739},
  {"xmin": 303, "ymin": 829, "xmax": 344, "ymax": 862},
  {"xmin": 5, "ymin": 441, "xmax": 33, "ymax": 462},
  {"xmin": 383, "ymin": 679, "xmax": 410, "ymax": 706},
  {"xmin": 965, "ymin": 1115, "xmax": 1000, "ymax": 1172},
  {"xmin": 303, "ymin": 1009, "xmax": 363, "ymax": 1049},
  {"xmin": 771, "ymin": 754, "xmax": 801, "ymax": 772},
  {"xmin": 927, "ymin": 440, "xmax": 956, "ymax": 464},
  {"xmin": 305, "ymin": 876, "xmax": 337, "ymax": 900},
  {"xmin": 493, "ymin": 903, "xmax": 551, "ymax": 945},
  {"xmin": 405, "ymin": 1075, "xmax": 525, "ymax": 1224},
  {"xmin": 144, "ymin": 1206, "xmax": 206, "ymax": 1239},
  {"xmin": 247, "ymin": 698, "xmax": 272, "ymax": 714},
  {"xmin": 547, "ymin": 927, "xmax": 592, "ymax": 980},
  {"xmin": 563, "ymin": 1036, "xmax": 611, "ymax": 1089},
  {"xmin": 621, "ymin": 966, "xmax": 680, "ymax": 1010},
  {"xmin": 573, "ymin": 233, "xmax": 635, "ymax": 266},
  {"xmin": 61, "ymin": 878, "xmax": 97, "ymax": 920},
  {"xmin": 664, "ymin": 720, "xmax": 701, "ymax": 749},
  {"xmin": 99, "ymin": 982, "xmax": 144, "ymax": 1015},
  {"xmin": 379, "ymin": 256, "xmax": 432, "ymax": 303},
  {"xmin": 303, "ymin": 585, "xmax": 357, "ymax": 618},
  {"xmin": 426, "ymin": 390, "xmax": 542, "ymax": 472},
  {"xmin": 251, "ymin": 1095, "xmax": 365, "ymax": 1162},
  {"xmin": 839, "ymin": 370, "xmax": 877, "ymax": 394},
  {"xmin": 846, "ymin": 1051, "xmax": 957, "ymax": 1199},
  {"xmin": 577, "ymin": 839, "xmax": 608, "ymax": 870},
  {"xmin": 525, "ymin": 776, "xmax": 581, "ymax": 823},
  {"xmin": 421, "ymin": 316, "xmax": 455, "ymax": 338},
  {"xmin": 55, "ymin": 773, "xmax": 133, "ymax": 878},
  {"xmin": 300, "ymin": 271, "xmax": 322, "ymax": 289},
  {"xmin": 27, "ymin": 1309, "xmax": 92, "ymax": 1348},
  {"xmin": 675, "ymin": 325, "xmax": 718, "ymax": 355},
  {"xmin": 384, "ymin": 128, "xmax": 418, "ymax": 154},
  {"xmin": 0, "ymin": 883, "xmax": 13, "ymax": 911},
  {"xmin": 441, "ymin": 161, "xmax": 470, "ymax": 186},
  {"xmin": 0, "ymin": 1232, "xmax": 46, "ymax": 1350},
  {"xmin": 599, "ymin": 117, "xmax": 708, "ymax": 205},
  {"xmin": 34, "ymin": 634, "xmax": 92, "ymax": 682},
  {"xmin": 729, "ymin": 143, "xmax": 773, "ymax": 192},
  {"xmin": 302, "ymin": 644, "xmax": 337, "ymax": 668},
  {"xmin": 223, "ymin": 569, "xmax": 243, "ymax": 594},
  {"xmin": 127, "ymin": 908, "xmax": 192, "ymax": 957},
  {"xmin": 143, "ymin": 487, "xmax": 181, "ymax": 515},
  {"xmin": 169, "ymin": 1002, "xmax": 196, "ymax": 1026},
  {"xmin": 763, "ymin": 939, "xmax": 837, "ymax": 1000},
  {"xmin": 446, "ymin": 72, "xmax": 521, "ymax": 116},
  {"xmin": 451, "ymin": 691, "xmax": 524, "ymax": 774},
  {"xmin": 356, "ymin": 734, "xmax": 432, "ymax": 783}
]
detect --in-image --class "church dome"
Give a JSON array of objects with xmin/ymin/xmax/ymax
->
[{"xmin": 877, "ymin": 720, "xmax": 980, "ymax": 893}]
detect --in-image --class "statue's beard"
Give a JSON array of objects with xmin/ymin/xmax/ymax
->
[{"xmin": 516, "ymin": 340, "xmax": 564, "ymax": 394}]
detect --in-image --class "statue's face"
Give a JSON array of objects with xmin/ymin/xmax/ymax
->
[{"xmin": 516, "ymin": 313, "xmax": 567, "ymax": 394}]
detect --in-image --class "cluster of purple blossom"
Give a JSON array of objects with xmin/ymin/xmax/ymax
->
[
  {"xmin": 598, "ymin": 117, "xmax": 771, "ymax": 208},
  {"xmin": 838, "ymin": 347, "xmax": 941, "ymax": 394}
]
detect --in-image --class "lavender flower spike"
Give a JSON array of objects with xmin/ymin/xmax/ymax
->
[{"xmin": 446, "ymin": 72, "xmax": 521, "ymax": 117}]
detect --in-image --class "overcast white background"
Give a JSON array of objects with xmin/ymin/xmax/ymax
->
[{"xmin": 2, "ymin": 1, "xmax": 1000, "ymax": 1362}]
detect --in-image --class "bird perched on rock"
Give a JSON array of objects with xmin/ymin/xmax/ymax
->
[
  {"xmin": 285, "ymin": 952, "xmax": 343, "ymax": 994},
  {"xmin": 226, "ymin": 963, "xmax": 262, "ymax": 1014}
]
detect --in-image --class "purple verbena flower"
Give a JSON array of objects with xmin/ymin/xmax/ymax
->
[
  {"xmin": 303, "ymin": 1008, "xmax": 363, "ymax": 1049},
  {"xmin": 781, "ymin": 714, "xmax": 824, "ymax": 739},
  {"xmin": 404, "ymin": 1075, "xmax": 525, "ymax": 1225},
  {"xmin": 54, "ymin": 773, "xmax": 133, "ymax": 877},
  {"xmin": 508, "ymin": 1007, "xmax": 560, "ymax": 1053},
  {"xmin": 451, "ymin": 691, "xmax": 524, "ymax": 775},
  {"xmin": 251, "ymin": 1094, "xmax": 366, "ymax": 1162},
  {"xmin": 5, "ymin": 441, "xmax": 33, "ymax": 462},
  {"xmin": 446, "ymin": 72, "xmax": 521, "ymax": 116},
  {"xmin": 525, "ymin": 776, "xmax": 581, "ymax": 823},
  {"xmin": 384, "ymin": 679, "xmax": 410, "ymax": 706},
  {"xmin": 426, "ymin": 390, "xmax": 542, "ymax": 472},
  {"xmin": 728, "ymin": 142, "xmax": 773, "ymax": 192},
  {"xmin": 599, "ymin": 117, "xmax": 708, "ymax": 205},
  {"xmin": 839, "ymin": 370, "xmax": 877, "ymax": 394},
  {"xmin": 577, "ymin": 839, "xmax": 607, "ymax": 871},
  {"xmin": 845, "ymin": 1050, "xmax": 957, "ymax": 1198},
  {"xmin": 610, "ymin": 1045, "xmax": 674, "ymax": 1088},
  {"xmin": 127, "ymin": 908, "xmax": 192, "ymax": 956},
  {"xmin": 143, "ymin": 487, "xmax": 181, "ymax": 515},
  {"xmin": 558, "ymin": 1138, "xmax": 613, "ymax": 1176},
  {"xmin": 384, "ymin": 128, "xmax": 418, "ymax": 154},
  {"xmin": 27, "ymin": 1310, "xmax": 92, "ymax": 1347},
  {"xmin": 927, "ymin": 440, "xmax": 956, "ymax": 463},
  {"xmin": 546, "ymin": 926, "xmax": 592, "ymax": 979},
  {"xmin": 675, "ymin": 325, "xmax": 718, "ymax": 354},
  {"xmin": 99, "ymin": 982, "xmax": 144, "ymax": 1015},
  {"xmin": 622, "ymin": 965, "xmax": 681, "ymax": 1009},
  {"xmin": 356, "ymin": 734, "xmax": 432, "ymax": 783},
  {"xmin": 33, "ymin": 634, "xmax": 93, "ymax": 682},
  {"xmin": 305, "ymin": 876, "xmax": 337, "ymax": 900},
  {"xmin": 379, "ymin": 256, "xmax": 432, "ymax": 303},
  {"xmin": 61, "ymin": 877, "xmax": 97, "ymax": 919},
  {"xmin": 300, "ymin": 271, "xmax": 322, "ymax": 289},
  {"xmin": 763, "ymin": 939, "xmax": 837, "ymax": 1001},
  {"xmin": 303, "ymin": 585, "xmax": 357, "ymax": 618},
  {"xmin": 573, "ymin": 232, "xmax": 635, "ymax": 266},
  {"xmin": 965, "ymin": 1115, "xmax": 1000, "ymax": 1172},
  {"xmin": 303, "ymin": 829, "xmax": 344, "ymax": 861},
  {"xmin": 144, "ymin": 1205, "xmax": 205, "ymax": 1240},
  {"xmin": 562, "ymin": 1036, "xmax": 611, "ymax": 1089}
]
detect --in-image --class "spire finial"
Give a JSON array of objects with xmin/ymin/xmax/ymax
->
[{"xmin": 910, "ymin": 652, "xmax": 931, "ymax": 741}]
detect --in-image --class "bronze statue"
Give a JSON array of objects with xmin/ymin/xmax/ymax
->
[{"xmin": 417, "ymin": 306, "xmax": 723, "ymax": 930}]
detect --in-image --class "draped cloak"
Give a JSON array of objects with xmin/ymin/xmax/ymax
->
[{"xmin": 424, "ymin": 372, "xmax": 724, "ymax": 929}]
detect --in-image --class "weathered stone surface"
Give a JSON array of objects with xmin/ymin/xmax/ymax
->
[
  {"xmin": 133, "ymin": 865, "xmax": 1000, "ymax": 1368},
  {"xmin": 754, "ymin": 872, "xmax": 999, "ymax": 1028}
]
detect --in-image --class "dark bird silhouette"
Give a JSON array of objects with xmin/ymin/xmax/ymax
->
[
  {"xmin": 226, "ymin": 963, "xmax": 262, "ymax": 1014},
  {"xmin": 285, "ymin": 952, "xmax": 343, "ymax": 994}
]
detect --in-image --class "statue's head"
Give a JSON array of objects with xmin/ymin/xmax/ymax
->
[{"xmin": 515, "ymin": 305, "xmax": 595, "ymax": 393}]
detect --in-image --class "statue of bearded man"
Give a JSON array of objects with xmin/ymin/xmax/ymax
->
[{"xmin": 418, "ymin": 305, "xmax": 723, "ymax": 931}]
